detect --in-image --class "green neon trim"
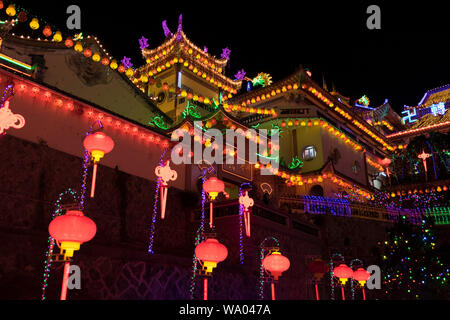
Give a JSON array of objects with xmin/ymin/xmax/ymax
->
[
  {"xmin": 183, "ymin": 101, "xmax": 202, "ymax": 119},
  {"xmin": 150, "ymin": 116, "xmax": 169, "ymax": 130},
  {"xmin": 251, "ymin": 123, "xmax": 261, "ymax": 129},
  {"xmin": 288, "ymin": 156, "xmax": 303, "ymax": 170},
  {"xmin": 0, "ymin": 53, "xmax": 34, "ymax": 71}
]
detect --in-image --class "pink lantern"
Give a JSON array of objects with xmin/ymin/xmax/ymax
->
[
  {"xmin": 203, "ymin": 177, "xmax": 229, "ymax": 229},
  {"xmin": 48, "ymin": 210, "xmax": 96, "ymax": 300},
  {"xmin": 353, "ymin": 267, "xmax": 371, "ymax": 300},
  {"xmin": 418, "ymin": 150, "xmax": 431, "ymax": 176},
  {"xmin": 195, "ymin": 238, "xmax": 228, "ymax": 300},
  {"xmin": 83, "ymin": 132, "xmax": 114, "ymax": 198},
  {"xmin": 239, "ymin": 191, "xmax": 254, "ymax": 237},
  {"xmin": 154, "ymin": 160, "xmax": 177, "ymax": 219},
  {"xmin": 262, "ymin": 251, "xmax": 290, "ymax": 300}
]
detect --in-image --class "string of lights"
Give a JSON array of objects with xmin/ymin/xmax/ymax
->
[{"xmin": 40, "ymin": 188, "xmax": 78, "ymax": 300}]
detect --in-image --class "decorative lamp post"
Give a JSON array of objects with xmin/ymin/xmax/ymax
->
[
  {"xmin": 48, "ymin": 210, "xmax": 96, "ymax": 300},
  {"xmin": 307, "ymin": 259, "xmax": 329, "ymax": 300},
  {"xmin": 195, "ymin": 238, "xmax": 228, "ymax": 300},
  {"xmin": 154, "ymin": 160, "xmax": 177, "ymax": 219},
  {"xmin": 333, "ymin": 264, "xmax": 353, "ymax": 300},
  {"xmin": 239, "ymin": 190, "xmax": 254, "ymax": 237},
  {"xmin": 83, "ymin": 132, "xmax": 114, "ymax": 198},
  {"xmin": 202, "ymin": 177, "xmax": 229, "ymax": 229},
  {"xmin": 262, "ymin": 251, "xmax": 290, "ymax": 300},
  {"xmin": 352, "ymin": 268, "xmax": 371, "ymax": 300}
]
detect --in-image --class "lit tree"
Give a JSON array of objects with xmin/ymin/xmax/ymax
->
[{"xmin": 380, "ymin": 215, "xmax": 450, "ymax": 299}]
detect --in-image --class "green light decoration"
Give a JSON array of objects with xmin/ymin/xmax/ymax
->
[
  {"xmin": 288, "ymin": 156, "xmax": 303, "ymax": 170},
  {"xmin": 182, "ymin": 101, "xmax": 202, "ymax": 119},
  {"xmin": 357, "ymin": 95, "xmax": 370, "ymax": 107},
  {"xmin": 270, "ymin": 123, "xmax": 283, "ymax": 137},
  {"xmin": 150, "ymin": 115, "xmax": 169, "ymax": 130},
  {"xmin": 252, "ymin": 72, "xmax": 272, "ymax": 88},
  {"xmin": 251, "ymin": 123, "xmax": 261, "ymax": 129},
  {"xmin": 211, "ymin": 92, "xmax": 224, "ymax": 110}
]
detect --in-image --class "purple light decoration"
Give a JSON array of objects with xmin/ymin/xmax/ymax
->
[
  {"xmin": 162, "ymin": 20, "xmax": 173, "ymax": 38},
  {"xmin": 78, "ymin": 150, "xmax": 90, "ymax": 211},
  {"xmin": 148, "ymin": 148, "xmax": 168, "ymax": 254},
  {"xmin": 203, "ymin": 46, "xmax": 208, "ymax": 53},
  {"xmin": 234, "ymin": 69, "xmax": 246, "ymax": 81},
  {"xmin": 176, "ymin": 14, "xmax": 183, "ymax": 41},
  {"xmin": 121, "ymin": 56, "xmax": 133, "ymax": 69},
  {"xmin": 258, "ymin": 236, "xmax": 280, "ymax": 300},
  {"xmin": 220, "ymin": 47, "xmax": 231, "ymax": 60},
  {"xmin": 349, "ymin": 259, "xmax": 363, "ymax": 300},
  {"xmin": 41, "ymin": 188, "xmax": 78, "ymax": 300},
  {"xmin": 139, "ymin": 36, "xmax": 149, "ymax": 50}
]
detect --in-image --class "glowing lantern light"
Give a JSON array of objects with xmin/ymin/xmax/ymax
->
[
  {"xmin": 83, "ymin": 48, "xmax": 92, "ymax": 58},
  {"xmin": 195, "ymin": 238, "xmax": 228, "ymax": 300},
  {"xmin": 29, "ymin": 18, "xmax": 39, "ymax": 30},
  {"xmin": 110, "ymin": 59, "xmax": 118, "ymax": 70},
  {"xmin": 92, "ymin": 52, "xmax": 101, "ymax": 62},
  {"xmin": 52, "ymin": 31, "xmax": 62, "ymax": 42},
  {"xmin": 154, "ymin": 160, "xmax": 177, "ymax": 219},
  {"xmin": 48, "ymin": 210, "xmax": 96, "ymax": 300},
  {"xmin": 74, "ymin": 42, "xmax": 83, "ymax": 52},
  {"xmin": 125, "ymin": 68, "xmax": 134, "ymax": 77},
  {"xmin": 43, "ymin": 25, "xmax": 52, "ymax": 37},
  {"xmin": 6, "ymin": 4, "xmax": 16, "ymax": 16},
  {"xmin": 353, "ymin": 267, "xmax": 371, "ymax": 300},
  {"xmin": 203, "ymin": 177, "xmax": 229, "ymax": 229},
  {"xmin": 83, "ymin": 132, "xmax": 114, "ymax": 198},
  {"xmin": 307, "ymin": 258, "xmax": 329, "ymax": 300},
  {"xmin": 262, "ymin": 251, "xmax": 290, "ymax": 300},
  {"xmin": 239, "ymin": 191, "xmax": 254, "ymax": 237},
  {"xmin": 333, "ymin": 264, "xmax": 353, "ymax": 300},
  {"xmin": 65, "ymin": 37, "xmax": 74, "ymax": 48}
]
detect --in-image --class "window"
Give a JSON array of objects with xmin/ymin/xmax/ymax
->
[
  {"xmin": 352, "ymin": 161, "xmax": 361, "ymax": 174},
  {"xmin": 302, "ymin": 146, "xmax": 317, "ymax": 161}
]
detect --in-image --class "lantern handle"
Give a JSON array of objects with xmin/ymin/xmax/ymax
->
[{"xmin": 87, "ymin": 120, "xmax": 104, "ymax": 135}]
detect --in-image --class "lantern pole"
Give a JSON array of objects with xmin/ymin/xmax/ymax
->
[
  {"xmin": 209, "ymin": 202, "xmax": 213, "ymax": 229},
  {"xmin": 362, "ymin": 287, "xmax": 366, "ymax": 300},
  {"xmin": 315, "ymin": 282, "xmax": 320, "ymax": 300},
  {"xmin": 271, "ymin": 281, "xmax": 276, "ymax": 300},
  {"xmin": 60, "ymin": 261, "xmax": 71, "ymax": 300},
  {"xmin": 204, "ymin": 277, "xmax": 208, "ymax": 300},
  {"xmin": 90, "ymin": 162, "xmax": 98, "ymax": 198},
  {"xmin": 341, "ymin": 285, "xmax": 345, "ymax": 301}
]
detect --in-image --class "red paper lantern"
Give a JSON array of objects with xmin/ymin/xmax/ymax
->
[
  {"xmin": 83, "ymin": 48, "xmax": 92, "ymax": 58},
  {"xmin": 101, "ymin": 57, "xmax": 110, "ymax": 66},
  {"xmin": 65, "ymin": 37, "xmax": 74, "ymax": 48},
  {"xmin": 262, "ymin": 251, "xmax": 290, "ymax": 280},
  {"xmin": 307, "ymin": 259, "xmax": 329, "ymax": 281},
  {"xmin": 118, "ymin": 65, "xmax": 125, "ymax": 73},
  {"xmin": 195, "ymin": 238, "xmax": 228, "ymax": 273},
  {"xmin": 42, "ymin": 25, "xmax": 52, "ymax": 37},
  {"xmin": 162, "ymin": 82, "xmax": 169, "ymax": 91},
  {"xmin": 203, "ymin": 177, "xmax": 226, "ymax": 200},
  {"xmin": 333, "ymin": 264, "xmax": 353, "ymax": 285},
  {"xmin": 353, "ymin": 268, "xmax": 370, "ymax": 286},
  {"xmin": 48, "ymin": 210, "xmax": 96, "ymax": 259},
  {"xmin": 83, "ymin": 132, "xmax": 114, "ymax": 163}
]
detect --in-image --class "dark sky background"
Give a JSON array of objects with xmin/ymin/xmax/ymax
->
[{"xmin": 16, "ymin": 1, "xmax": 450, "ymax": 113}]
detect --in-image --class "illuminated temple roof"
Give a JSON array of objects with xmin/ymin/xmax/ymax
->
[
  {"xmin": 137, "ymin": 30, "xmax": 242, "ymax": 94},
  {"xmin": 417, "ymin": 84, "xmax": 450, "ymax": 108}
]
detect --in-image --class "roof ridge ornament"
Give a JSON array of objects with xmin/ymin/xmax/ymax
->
[
  {"xmin": 176, "ymin": 14, "xmax": 183, "ymax": 41},
  {"xmin": 162, "ymin": 20, "xmax": 173, "ymax": 38}
]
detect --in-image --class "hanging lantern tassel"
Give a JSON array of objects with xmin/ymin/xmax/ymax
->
[
  {"xmin": 239, "ymin": 191, "xmax": 254, "ymax": 237},
  {"xmin": 83, "ymin": 132, "xmax": 114, "ymax": 198},
  {"xmin": 154, "ymin": 160, "xmax": 177, "ymax": 219}
]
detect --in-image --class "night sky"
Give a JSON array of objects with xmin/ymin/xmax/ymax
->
[{"xmin": 17, "ymin": 1, "xmax": 450, "ymax": 113}]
